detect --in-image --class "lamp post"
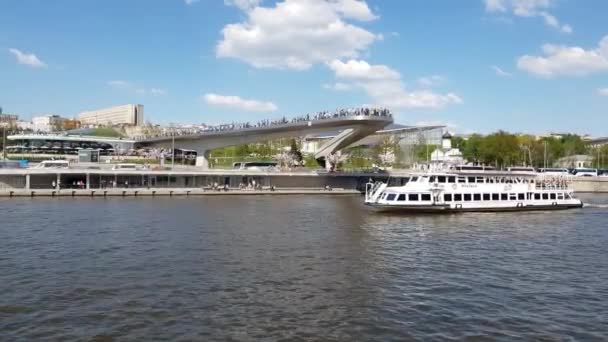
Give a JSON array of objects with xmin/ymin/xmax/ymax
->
[
  {"xmin": 1, "ymin": 123, "xmax": 7, "ymax": 160},
  {"xmin": 171, "ymin": 127, "xmax": 175, "ymax": 170}
]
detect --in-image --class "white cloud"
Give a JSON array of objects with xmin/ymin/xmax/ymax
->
[
  {"xmin": 184, "ymin": 0, "xmax": 199, "ymax": 5},
  {"xmin": 322, "ymin": 82, "xmax": 353, "ymax": 91},
  {"xmin": 598, "ymin": 88, "xmax": 608, "ymax": 97},
  {"xmin": 8, "ymin": 48, "xmax": 46, "ymax": 68},
  {"xmin": 328, "ymin": 59, "xmax": 462, "ymax": 110},
  {"xmin": 150, "ymin": 88, "xmax": 168, "ymax": 96},
  {"xmin": 224, "ymin": 0, "xmax": 260, "ymax": 11},
  {"xmin": 484, "ymin": 0, "xmax": 572, "ymax": 33},
  {"xmin": 203, "ymin": 93, "xmax": 278, "ymax": 112},
  {"xmin": 108, "ymin": 80, "xmax": 167, "ymax": 96},
  {"xmin": 417, "ymin": 75, "xmax": 445, "ymax": 87},
  {"xmin": 107, "ymin": 80, "xmax": 131, "ymax": 88},
  {"xmin": 517, "ymin": 35, "xmax": 608, "ymax": 77},
  {"xmin": 216, "ymin": 0, "xmax": 380, "ymax": 70},
  {"xmin": 327, "ymin": 59, "xmax": 399, "ymax": 80},
  {"xmin": 492, "ymin": 65, "xmax": 512, "ymax": 77}
]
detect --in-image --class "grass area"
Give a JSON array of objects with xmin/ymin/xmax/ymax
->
[{"xmin": 90, "ymin": 127, "xmax": 124, "ymax": 138}]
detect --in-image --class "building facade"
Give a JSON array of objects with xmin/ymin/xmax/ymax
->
[
  {"xmin": 32, "ymin": 115, "xmax": 70, "ymax": 132},
  {"xmin": 77, "ymin": 104, "xmax": 144, "ymax": 127},
  {"xmin": 0, "ymin": 113, "xmax": 19, "ymax": 125}
]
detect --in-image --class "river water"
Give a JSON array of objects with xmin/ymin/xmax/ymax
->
[{"xmin": 1, "ymin": 194, "xmax": 607, "ymax": 341}]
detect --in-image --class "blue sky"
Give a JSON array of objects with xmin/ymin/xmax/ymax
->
[{"xmin": 1, "ymin": 0, "xmax": 607, "ymax": 135}]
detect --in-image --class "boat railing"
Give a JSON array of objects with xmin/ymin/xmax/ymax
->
[
  {"xmin": 365, "ymin": 182, "xmax": 386, "ymax": 202},
  {"xmin": 535, "ymin": 175, "xmax": 574, "ymax": 191}
]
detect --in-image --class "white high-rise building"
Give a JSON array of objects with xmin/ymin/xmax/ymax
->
[
  {"xmin": 32, "ymin": 115, "xmax": 69, "ymax": 132},
  {"xmin": 77, "ymin": 104, "xmax": 144, "ymax": 126}
]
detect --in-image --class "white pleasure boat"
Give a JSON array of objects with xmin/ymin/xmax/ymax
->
[{"xmin": 365, "ymin": 166, "xmax": 583, "ymax": 212}]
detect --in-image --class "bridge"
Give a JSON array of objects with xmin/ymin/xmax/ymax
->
[{"xmin": 135, "ymin": 112, "xmax": 393, "ymax": 169}]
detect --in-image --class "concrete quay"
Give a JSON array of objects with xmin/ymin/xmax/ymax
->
[
  {"xmin": 0, "ymin": 188, "xmax": 360, "ymax": 198},
  {"xmin": 0, "ymin": 168, "xmax": 606, "ymax": 196}
]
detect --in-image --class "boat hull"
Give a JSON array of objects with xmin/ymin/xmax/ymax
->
[{"xmin": 366, "ymin": 202, "xmax": 584, "ymax": 213}]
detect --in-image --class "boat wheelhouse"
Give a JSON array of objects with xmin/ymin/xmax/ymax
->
[{"xmin": 365, "ymin": 169, "xmax": 583, "ymax": 212}]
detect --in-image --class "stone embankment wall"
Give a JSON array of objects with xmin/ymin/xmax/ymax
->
[{"xmin": 572, "ymin": 178, "xmax": 608, "ymax": 193}]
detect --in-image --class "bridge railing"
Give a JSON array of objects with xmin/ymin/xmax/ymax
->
[{"xmin": 133, "ymin": 107, "xmax": 392, "ymax": 141}]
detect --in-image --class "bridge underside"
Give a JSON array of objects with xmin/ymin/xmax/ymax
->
[{"xmin": 136, "ymin": 115, "xmax": 392, "ymax": 169}]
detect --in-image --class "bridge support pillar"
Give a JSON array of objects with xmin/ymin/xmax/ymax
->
[{"xmin": 195, "ymin": 150, "xmax": 211, "ymax": 170}]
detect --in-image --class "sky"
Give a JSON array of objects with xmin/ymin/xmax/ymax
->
[{"xmin": 1, "ymin": 0, "xmax": 607, "ymax": 135}]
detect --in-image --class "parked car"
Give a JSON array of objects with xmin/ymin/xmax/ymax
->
[{"xmin": 573, "ymin": 168, "xmax": 598, "ymax": 177}]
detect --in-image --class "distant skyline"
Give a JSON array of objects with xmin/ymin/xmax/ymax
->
[{"xmin": 1, "ymin": 0, "xmax": 607, "ymax": 135}]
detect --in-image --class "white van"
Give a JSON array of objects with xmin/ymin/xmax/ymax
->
[
  {"xmin": 573, "ymin": 168, "xmax": 598, "ymax": 177},
  {"xmin": 111, "ymin": 163, "xmax": 139, "ymax": 171},
  {"xmin": 539, "ymin": 168, "xmax": 570, "ymax": 176},
  {"xmin": 33, "ymin": 160, "xmax": 70, "ymax": 169}
]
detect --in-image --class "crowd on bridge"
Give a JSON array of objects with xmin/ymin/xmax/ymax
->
[{"xmin": 134, "ymin": 107, "xmax": 391, "ymax": 141}]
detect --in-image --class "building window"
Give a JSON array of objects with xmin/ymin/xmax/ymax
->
[
  {"xmin": 454, "ymin": 194, "xmax": 462, "ymax": 201},
  {"xmin": 444, "ymin": 194, "xmax": 453, "ymax": 202},
  {"xmin": 464, "ymin": 194, "xmax": 472, "ymax": 201},
  {"xmin": 408, "ymin": 194, "xmax": 419, "ymax": 201},
  {"xmin": 473, "ymin": 193, "xmax": 481, "ymax": 201},
  {"xmin": 386, "ymin": 194, "xmax": 396, "ymax": 201},
  {"xmin": 421, "ymin": 194, "xmax": 431, "ymax": 201},
  {"xmin": 397, "ymin": 194, "xmax": 406, "ymax": 201}
]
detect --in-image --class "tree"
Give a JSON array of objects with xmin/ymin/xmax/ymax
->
[
  {"xmin": 289, "ymin": 138, "xmax": 303, "ymax": 164},
  {"xmin": 462, "ymin": 134, "xmax": 483, "ymax": 163}
]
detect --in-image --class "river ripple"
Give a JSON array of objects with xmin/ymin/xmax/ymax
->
[{"xmin": 1, "ymin": 194, "xmax": 607, "ymax": 341}]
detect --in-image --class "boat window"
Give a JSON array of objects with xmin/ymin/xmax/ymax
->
[
  {"xmin": 444, "ymin": 194, "xmax": 452, "ymax": 202},
  {"xmin": 429, "ymin": 176, "xmax": 437, "ymax": 183},
  {"xmin": 458, "ymin": 176, "xmax": 466, "ymax": 183},
  {"xmin": 550, "ymin": 193, "xmax": 556, "ymax": 200},
  {"xmin": 476, "ymin": 177, "xmax": 485, "ymax": 183},
  {"xmin": 534, "ymin": 193, "xmax": 541, "ymax": 200},
  {"xmin": 518, "ymin": 193, "xmax": 525, "ymax": 200},
  {"xmin": 448, "ymin": 176, "xmax": 456, "ymax": 183},
  {"xmin": 510, "ymin": 194, "xmax": 517, "ymax": 200},
  {"xmin": 467, "ymin": 177, "xmax": 475, "ymax": 183},
  {"xmin": 408, "ymin": 194, "xmax": 419, "ymax": 201},
  {"xmin": 464, "ymin": 194, "xmax": 472, "ymax": 201},
  {"xmin": 381, "ymin": 193, "xmax": 387, "ymax": 199},
  {"xmin": 454, "ymin": 194, "xmax": 462, "ymax": 201},
  {"xmin": 501, "ymin": 193, "xmax": 508, "ymax": 201},
  {"xmin": 386, "ymin": 193, "xmax": 396, "ymax": 201},
  {"xmin": 397, "ymin": 194, "xmax": 406, "ymax": 201},
  {"xmin": 557, "ymin": 193, "xmax": 564, "ymax": 200},
  {"xmin": 411, "ymin": 177, "xmax": 418, "ymax": 182},
  {"xmin": 473, "ymin": 194, "xmax": 481, "ymax": 201},
  {"xmin": 542, "ymin": 193, "xmax": 549, "ymax": 200},
  {"xmin": 421, "ymin": 194, "xmax": 431, "ymax": 201},
  {"xmin": 492, "ymin": 193, "xmax": 499, "ymax": 200},
  {"xmin": 421, "ymin": 176, "xmax": 429, "ymax": 182},
  {"xmin": 483, "ymin": 193, "xmax": 490, "ymax": 201},
  {"xmin": 437, "ymin": 176, "xmax": 446, "ymax": 183}
]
